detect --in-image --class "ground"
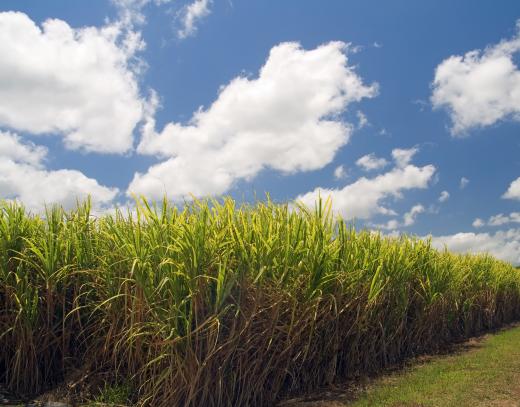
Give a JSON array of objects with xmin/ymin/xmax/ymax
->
[{"xmin": 281, "ymin": 323, "xmax": 520, "ymax": 407}]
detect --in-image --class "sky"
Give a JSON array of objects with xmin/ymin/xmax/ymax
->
[{"xmin": 0, "ymin": 0, "xmax": 520, "ymax": 264}]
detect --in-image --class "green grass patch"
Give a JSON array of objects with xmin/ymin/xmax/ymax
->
[
  {"xmin": 350, "ymin": 324, "xmax": 520, "ymax": 407},
  {"xmin": 90, "ymin": 382, "xmax": 132, "ymax": 406}
]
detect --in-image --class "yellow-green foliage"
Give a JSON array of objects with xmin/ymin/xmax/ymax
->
[{"xmin": 1, "ymin": 197, "xmax": 519, "ymax": 406}]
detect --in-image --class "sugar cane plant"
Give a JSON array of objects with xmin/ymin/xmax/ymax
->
[{"xmin": 1, "ymin": 197, "xmax": 520, "ymax": 406}]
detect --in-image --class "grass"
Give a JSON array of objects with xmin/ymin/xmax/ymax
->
[
  {"xmin": 91, "ymin": 382, "xmax": 133, "ymax": 406},
  {"xmin": 1, "ymin": 196, "xmax": 520, "ymax": 406},
  {"xmin": 348, "ymin": 323, "xmax": 520, "ymax": 406}
]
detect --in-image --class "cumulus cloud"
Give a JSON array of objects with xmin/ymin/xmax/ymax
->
[
  {"xmin": 489, "ymin": 212, "xmax": 520, "ymax": 226},
  {"xmin": 374, "ymin": 203, "xmax": 425, "ymax": 230},
  {"xmin": 472, "ymin": 212, "xmax": 520, "ymax": 227},
  {"xmin": 0, "ymin": 132, "xmax": 118, "ymax": 212},
  {"xmin": 131, "ymin": 41, "xmax": 378, "ymax": 200},
  {"xmin": 112, "ymin": 0, "xmax": 209, "ymax": 40},
  {"xmin": 391, "ymin": 147, "xmax": 418, "ymax": 168},
  {"xmin": 356, "ymin": 111, "xmax": 369, "ymax": 128},
  {"xmin": 438, "ymin": 190, "xmax": 450, "ymax": 202},
  {"xmin": 376, "ymin": 219, "xmax": 400, "ymax": 231},
  {"xmin": 112, "ymin": 0, "xmax": 153, "ymax": 26},
  {"xmin": 432, "ymin": 20, "xmax": 520, "ymax": 134},
  {"xmin": 356, "ymin": 153, "xmax": 388, "ymax": 171},
  {"xmin": 334, "ymin": 165, "xmax": 348, "ymax": 180},
  {"xmin": 0, "ymin": 132, "xmax": 47, "ymax": 167},
  {"xmin": 430, "ymin": 229, "xmax": 520, "ymax": 265},
  {"xmin": 177, "ymin": 0, "xmax": 211, "ymax": 39},
  {"xmin": 0, "ymin": 11, "xmax": 145, "ymax": 154},
  {"xmin": 460, "ymin": 177, "xmax": 469, "ymax": 189},
  {"xmin": 473, "ymin": 218, "xmax": 485, "ymax": 228},
  {"xmin": 112, "ymin": 0, "xmax": 173, "ymax": 26},
  {"xmin": 295, "ymin": 151, "xmax": 435, "ymax": 221},
  {"xmin": 503, "ymin": 176, "xmax": 520, "ymax": 200},
  {"xmin": 403, "ymin": 204, "xmax": 425, "ymax": 226}
]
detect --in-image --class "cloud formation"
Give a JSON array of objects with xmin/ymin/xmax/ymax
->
[
  {"xmin": 430, "ymin": 229, "xmax": 520, "ymax": 265},
  {"xmin": 489, "ymin": 212, "xmax": 520, "ymax": 226},
  {"xmin": 334, "ymin": 165, "xmax": 348, "ymax": 180},
  {"xmin": 131, "ymin": 41, "xmax": 378, "ymax": 200},
  {"xmin": 438, "ymin": 190, "xmax": 450, "ymax": 203},
  {"xmin": 403, "ymin": 204, "xmax": 425, "ymax": 226},
  {"xmin": 373, "ymin": 203, "xmax": 425, "ymax": 230},
  {"xmin": 503, "ymin": 176, "xmax": 520, "ymax": 200},
  {"xmin": 473, "ymin": 212, "xmax": 520, "ymax": 227},
  {"xmin": 356, "ymin": 111, "xmax": 369, "ymax": 128},
  {"xmin": 392, "ymin": 147, "xmax": 418, "ymax": 168},
  {"xmin": 472, "ymin": 218, "xmax": 485, "ymax": 228},
  {"xmin": 112, "ymin": 0, "xmax": 154, "ymax": 26},
  {"xmin": 356, "ymin": 153, "xmax": 388, "ymax": 171},
  {"xmin": 460, "ymin": 177, "xmax": 469, "ymax": 189},
  {"xmin": 0, "ymin": 12, "xmax": 145, "ymax": 154},
  {"xmin": 177, "ymin": 0, "xmax": 212, "ymax": 39},
  {"xmin": 432, "ymin": 20, "xmax": 520, "ymax": 134},
  {"xmin": 295, "ymin": 149, "xmax": 435, "ymax": 221},
  {"xmin": 0, "ymin": 132, "xmax": 118, "ymax": 212}
]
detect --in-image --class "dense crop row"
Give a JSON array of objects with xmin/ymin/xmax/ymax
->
[{"xmin": 1, "ymin": 198, "xmax": 519, "ymax": 406}]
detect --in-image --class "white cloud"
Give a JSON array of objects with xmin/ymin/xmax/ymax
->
[
  {"xmin": 131, "ymin": 41, "xmax": 378, "ymax": 200},
  {"xmin": 375, "ymin": 219, "xmax": 400, "ymax": 230},
  {"xmin": 503, "ymin": 176, "xmax": 520, "ymax": 200},
  {"xmin": 356, "ymin": 110, "xmax": 369, "ymax": 128},
  {"xmin": 430, "ymin": 229, "xmax": 520, "ymax": 265},
  {"xmin": 0, "ymin": 131, "xmax": 47, "ymax": 167},
  {"xmin": 391, "ymin": 147, "xmax": 418, "ymax": 168},
  {"xmin": 489, "ymin": 213, "xmax": 516, "ymax": 226},
  {"xmin": 0, "ymin": 131, "xmax": 118, "ymax": 212},
  {"xmin": 0, "ymin": 12, "xmax": 145, "ymax": 154},
  {"xmin": 334, "ymin": 165, "xmax": 347, "ymax": 180},
  {"xmin": 177, "ymin": 0, "xmax": 212, "ymax": 39},
  {"xmin": 438, "ymin": 190, "xmax": 450, "ymax": 203},
  {"xmin": 473, "ymin": 218, "xmax": 485, "ymax": 228},
  {"xmin": 460, "ymin": 177, "xmax": 469, "ymax": 189},
  {"xmin": 488, "ymin": 216, "xmax": 504, "ymax": 226},
  {"xmin": 374, "ymin": 203, "xmax": 425, "ymax": 230},
  {"xmin": 112, "ymin": 0, "xmax": 209, "ymax": 40},
  {"xmin": 356, "ymin": 153, "xmax": 388, "ymax": 171},
  {"xmin": 112, "ymin": 0, "xmax": 172, "ymax": 26},
  {"xmin": 412, "ymin": 99, "xmax": 428, "ymax": 112},
  {"xmin": 112, "ymin": 0, "xmax": 151, "ymax": 26},
  {"xmin": 295, "ymin": 159, "xmax": 435, "ymax": 221},
  {"xmin": 473, "ymin": 212, "xmax": 520, "ymax": 227},
  {"xmin": 403, "ymin": 204, "xmax": 425, "ymax": 226},
  {"xmin": 488, "ymin": 213, "xmax": 509, "ymax": 226},
  {"xmin": 432, "ymin": 20, "xmax": 520, "ymax": 134}
]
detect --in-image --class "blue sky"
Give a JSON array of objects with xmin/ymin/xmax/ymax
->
[{"xmin": 0, "ymin": 0, "xmax": 520, "ymax": 263}]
